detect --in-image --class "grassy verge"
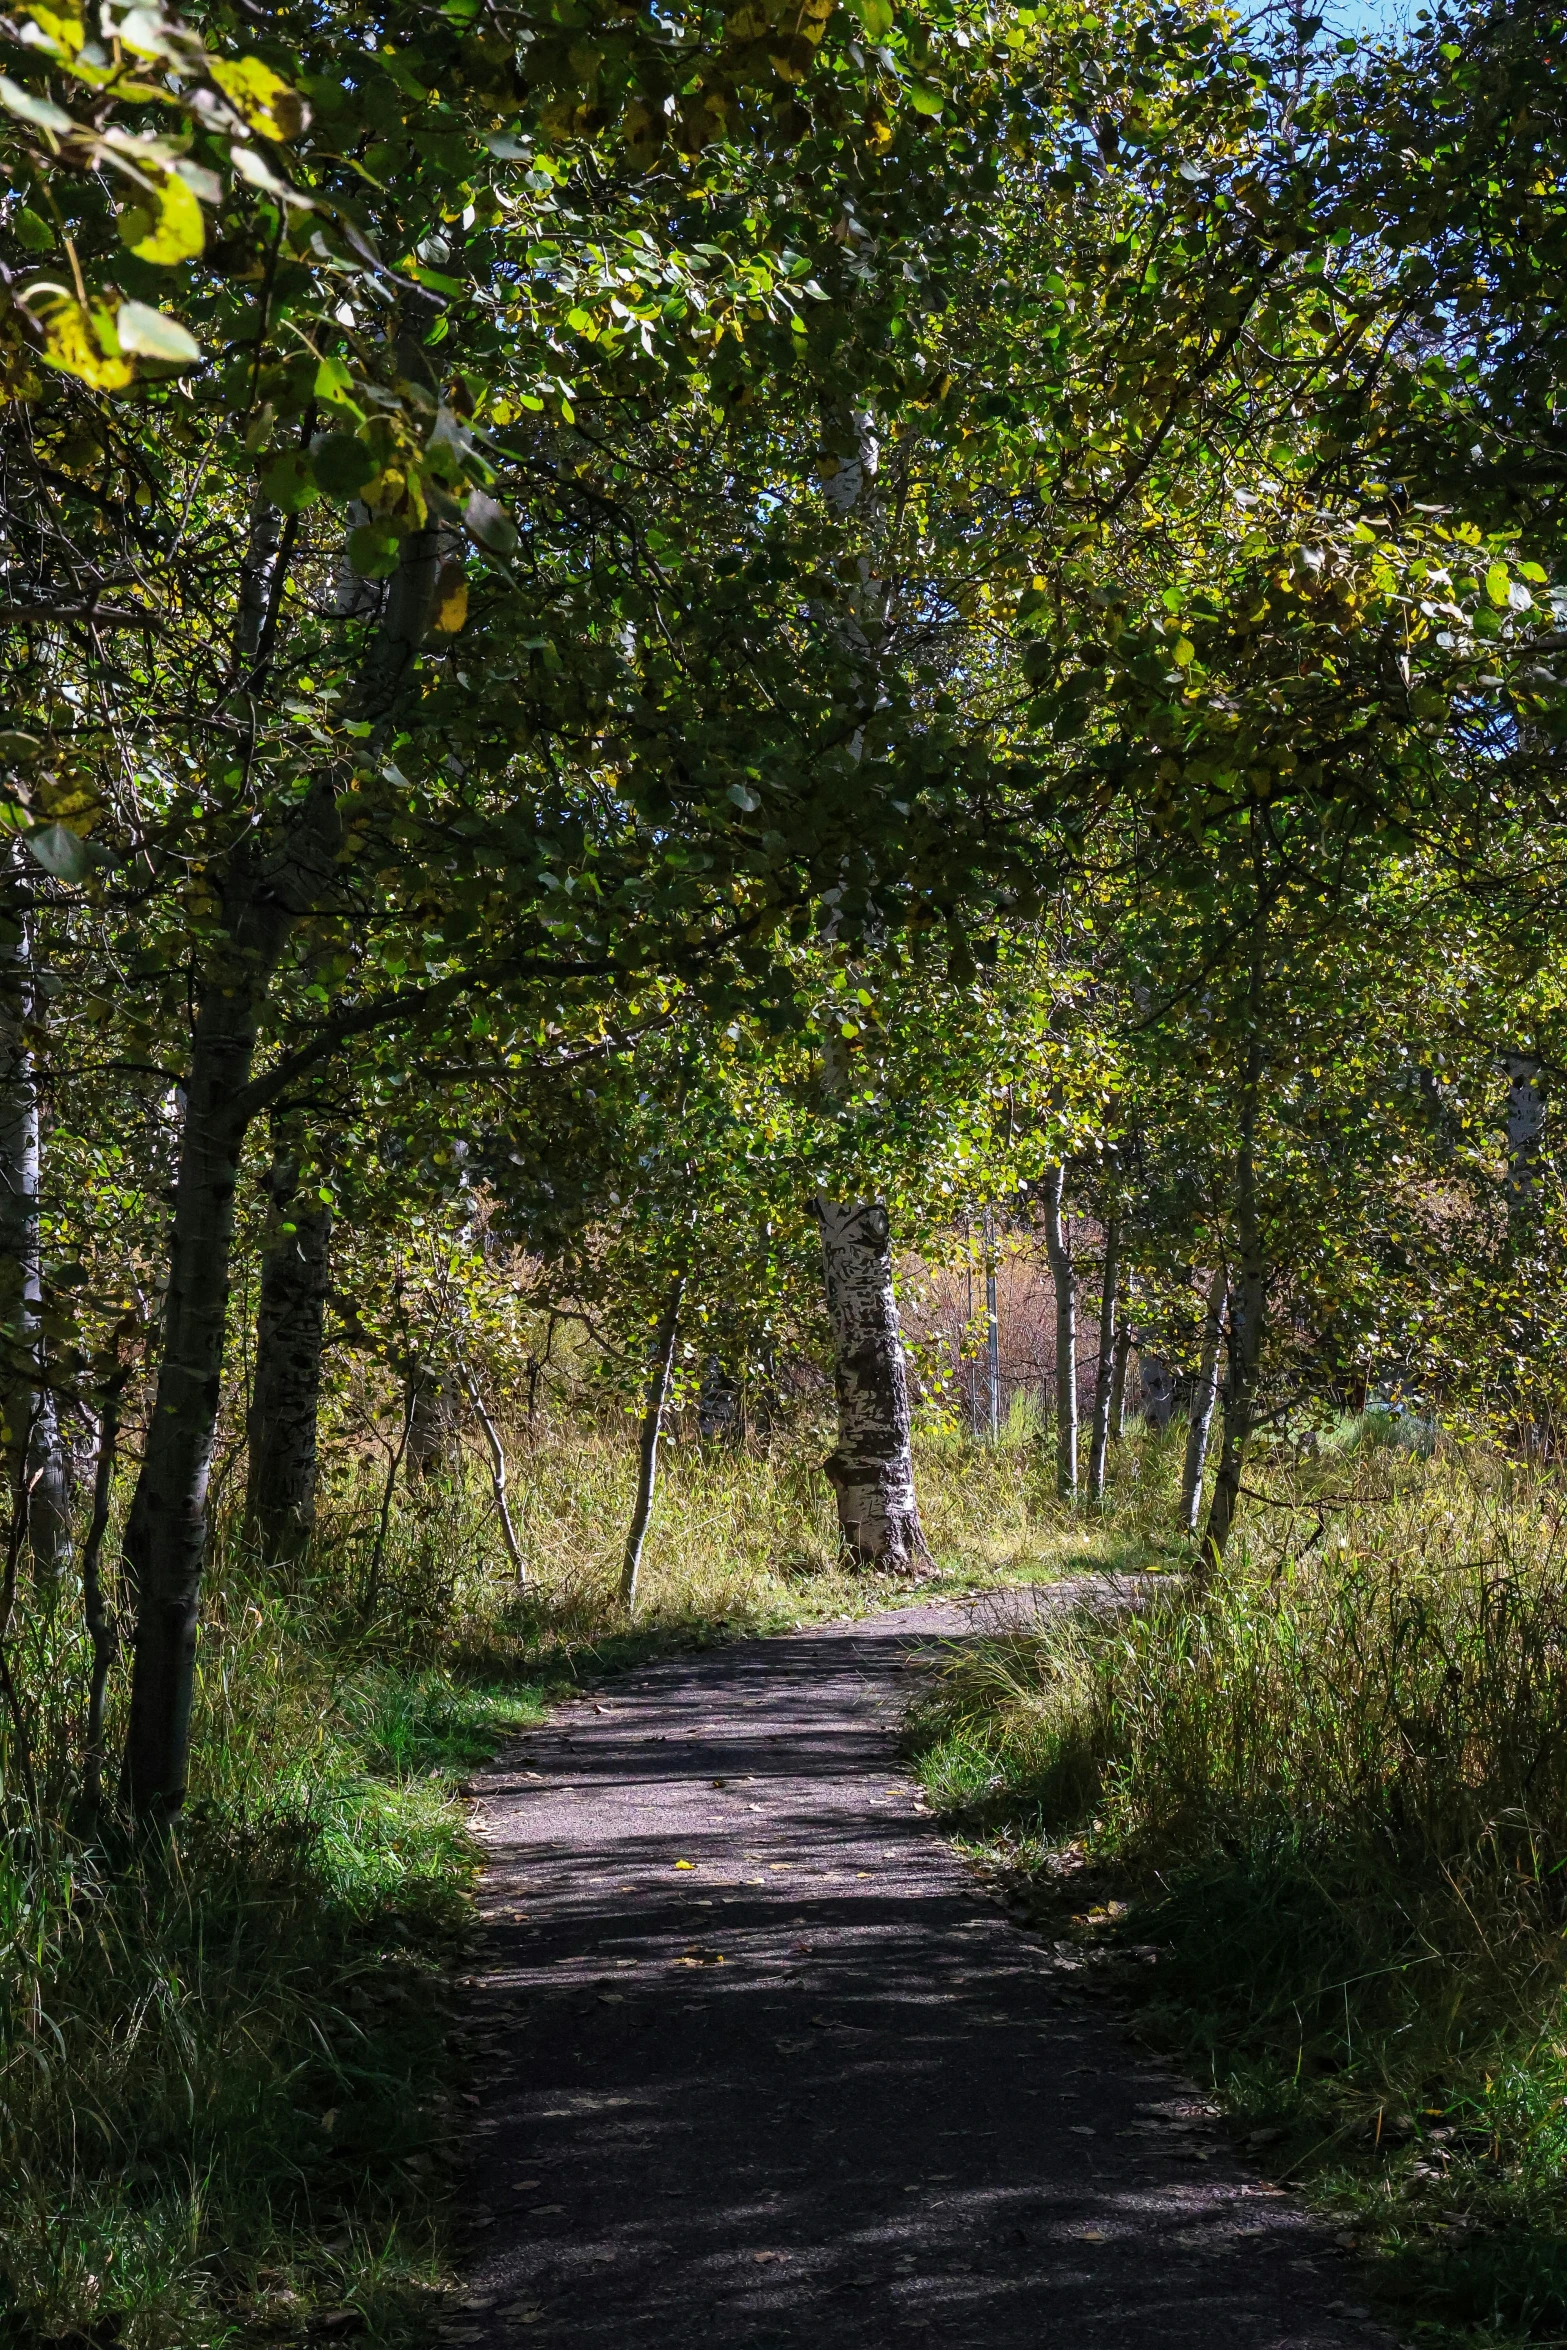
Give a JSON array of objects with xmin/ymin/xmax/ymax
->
[
  {"xmin": 3, "ymin": 1412, "xmax": 1119, "ymax": 2350},
  {"xmin": 907, "ymin": 1424, "xmax": 1567, "ymax": 2348}
]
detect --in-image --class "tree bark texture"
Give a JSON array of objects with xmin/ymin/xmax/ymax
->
[
  {"xmin": 0, "ymin": 903, "xmax": 70, "ymax": 1578},
  {"xmin": 1108, "ymin": 1315, "xmax": 1131, "ymax": 1444},
  {"xmin": 1041, "ymin": 1165, "xmax": 1077, "ymax": 1500},
  {"xmin": 123, "ymin": 521, "xmax": 443, "ymax": 1821},
  {"xmin": 244, "ymin": 1121, "xmax": 332, "ymax": 1569},
  {"xmin": 1178, "ymin": 1272, "xmax": 1228, "ymax": 1536},
  {"xmin": 621, "ymin": 1273, "xmax": 684, "ymax": 1615},
  {"xmin": 405, "ymin": 1367, "xmax": 458, "ymax": 1481},
  {"xmin": 1202, "ymin": 1053, "xmax": 1266, "ymax": 1568},
  {"xmin": 816, "ymin": 1197, "xmax": 926, "ymax": 1570},
  {"xmin": 1087, "ymin": 1218, "xmax": 1120, "ymax": 1502}
]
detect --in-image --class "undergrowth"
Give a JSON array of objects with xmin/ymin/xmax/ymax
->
[
  {"xmin": 908, "ymin": 1426, "xmax": 1567, "ymax": 2348},
  {"xmin": 1, "ymin": 1410, "xmax": 1107, "ymax": 2350}
]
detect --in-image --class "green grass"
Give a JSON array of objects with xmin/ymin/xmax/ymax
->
[
  {"xmin": 1, "ymin": 1410, "xmax": 1114, "ymax": 2350},
  {"xmin": 906, "ymin": 1424, "xmax": 1567, "ymax": 2348},
  {"xmin": 1, "ymin": 1572, "xmax": 546, "ymax": 2350}
]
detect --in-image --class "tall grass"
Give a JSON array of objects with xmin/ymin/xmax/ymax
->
[
  {"xmin": 910, "ymin": 1427, "xmax": 1567, "ymax": 2342},
  {"xmin": 1, "ymin": 1410, "xmax": 1107, "ymax": 2350}
]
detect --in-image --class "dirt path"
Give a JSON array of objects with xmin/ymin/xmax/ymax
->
[{"xmin": 446, "ymin": 1589, "xmax": 1395, "ymax": 2348}]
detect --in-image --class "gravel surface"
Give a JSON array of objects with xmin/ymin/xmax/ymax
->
[{"xmin": 447, "ymin": 1586, "xmax": 1399, "ymax": 2347}]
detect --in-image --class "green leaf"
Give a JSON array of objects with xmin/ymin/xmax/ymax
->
[
  {"xmin": 26, "ymin": 822, "xmax": 99, "ymax": 882},
  {"xmin": 0, "ymin": 74, "xmax": 74, "ymax": 132},
  {"xmin": 118, "ymin": 170, "xmax": 205, "ymax": 265},
  {"xmin": 261, "ymin": 450, "xmax": 320, "ymax": 513},
  {"xmin": 1485, "ymin": 562, "xmax": 1511, "ymax": 608},
  {"xmin": 209, "ymin": 55, "xmax": 311, "ymax": 142},
  {"xmin": 349, "ymin": 521, "xmax": 402, "ymax": 579},
  {"xmin": 314, "ymin": 355, "xmax": 363, "ymax": 415},
  {"xmin": 312, "ymin": 433, "xmax": 377, "ymax": 497},
  {"xmin": 464, "ymin": 490, "xmax": 518, "ymax": 556},
  {"xmin": 115, "ymin": 300, "xmax": 202, "ymax": 365}
]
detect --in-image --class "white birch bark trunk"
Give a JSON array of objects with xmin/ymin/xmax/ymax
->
[
  {"xmin": 1087, "ymin": 1218, "xmax": 1120, "ymax": 1502},
  {"xmin": 621, "ymin": 1273, "xmax": 684, "ymax": 1614},
  {"xmin": 816, "ymin": 1197, "xmax": 926, "ymax": 1570},
  {"xmin": 1178, "ymin": 1272, "xmax": 1228, "ymax": 1536},
  {"xmin": 1041, "ymin": 1165, "xmax": 1077, "ymax": 1499},
  {"xmin": 1505, "ymin": 1052, "xmax": 1546, "ymax": 1233},
  {"xmin": 0, "ymin": 898, "xmax": 70, "ymax": 1577}
]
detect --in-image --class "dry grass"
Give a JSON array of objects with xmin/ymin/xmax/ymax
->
[
  {"xmin": 910, "ymin": 1420, "xmax": 1567, "ymax": 2345},
  {"xmin": 1, "ymin": 1408, "xmax": 1114, "ymax": 2350}
]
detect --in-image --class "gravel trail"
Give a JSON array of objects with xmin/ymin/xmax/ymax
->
[{"xmin": 448, "ymin": 1587, "xmax": 1396, "ymax": 2348}]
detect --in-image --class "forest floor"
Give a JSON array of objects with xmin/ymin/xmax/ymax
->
[{"xmin": 443, "ymin": 1584, "xmax": 1396, "ymax": 2350}]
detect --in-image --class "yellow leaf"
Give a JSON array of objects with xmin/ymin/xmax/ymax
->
[
  {"xmin": 674, "ymin": 1859, "xmax": 694, "ymax": 1869},
  {"xmin": 430, "ymin": 567, "xmax": 468, "ymax": 635},
  {"xmin": 209, "ymin": 55, "xmax": 310, "ymax": 142},
  {"xmin": 118, "ymin": 168, "xmax": 205, "ymax": 264},
  {"xmin": 34, "ymin": 296, "xmax": 135, "ymax": 391},
  {"xmin": 18, "ymin": 6, "xmax": 84, "ymax": 59}
]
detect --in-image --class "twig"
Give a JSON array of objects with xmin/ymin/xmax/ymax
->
[{"xmin": 0, "ymin": 602, "xmax": 164, "ymax": 630}]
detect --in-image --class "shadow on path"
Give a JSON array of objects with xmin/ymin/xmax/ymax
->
[{"xmin": 446, "ymin": 1586, "xmax": 1396, "ymax": 2348}]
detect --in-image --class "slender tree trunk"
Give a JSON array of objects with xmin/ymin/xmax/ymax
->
[
  {"xmin": 1041, "ymin": 1165, "xmax": 1077, "ymax": 1499},
  {"xmin": 1108, "ymin": 1322, "xmax": 1132, "ymax": 1443},
  {"xmin": 621, "ymin": 1274, "xmax": 684, "ymax": 1614},
  {"xmin": 817, "ymin": 1197, "xmax": 927, "ymax": 1570},
  {"xmin": 0, "ymin": 896, "xmax": 71, "ymax": 1580},
  {"xmin": 1087, "ymin": 1218, "xmax": 1120, "ymax": 1502},
  {"xmin": 122, "ymin": 521, "xmax": 443, "ymax": 1822},
  {"xmin": 82, "ymin": 1373, "xmax": 126, "ymax": 1818},
  {"xmin": 122, "ymin": 936, "xmax": 292, "ymax": 1815},
  {"xmin": 1178, "ymin": 1272, "xmax": 1228, "ymax": 1536},
  {"xmin": 1202, "ymin": 1050, "xmax": 1266, "ymax": 1569},
  {"xmin": 244, "ymin": 1118, "xmax": 332, "ymax": 1569},
  {"xmin": 458, "ymin": 1355, "xmax": 527, "ymax": 1583},
  {"xmin": 404, "ymin": 1364, "xmax": 455, "ymax": 1480}
]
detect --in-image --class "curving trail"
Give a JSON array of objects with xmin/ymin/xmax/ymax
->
[{"xmin": 444, "ymin": 1589, "xmax": 1397, "ymax": 2348}]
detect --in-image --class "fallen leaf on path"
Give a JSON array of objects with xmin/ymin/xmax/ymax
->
[
  {"xmin": 529, "ymin": 2205, "xmax": 566, "ymax": 2216},
  {"xmin": 752, "ymin": 2250, "xmax": 786, "ymax": 2263},
  {"xmin": 675, "ymin": 1861, "xmax": 694, "ymax": 1871}
]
